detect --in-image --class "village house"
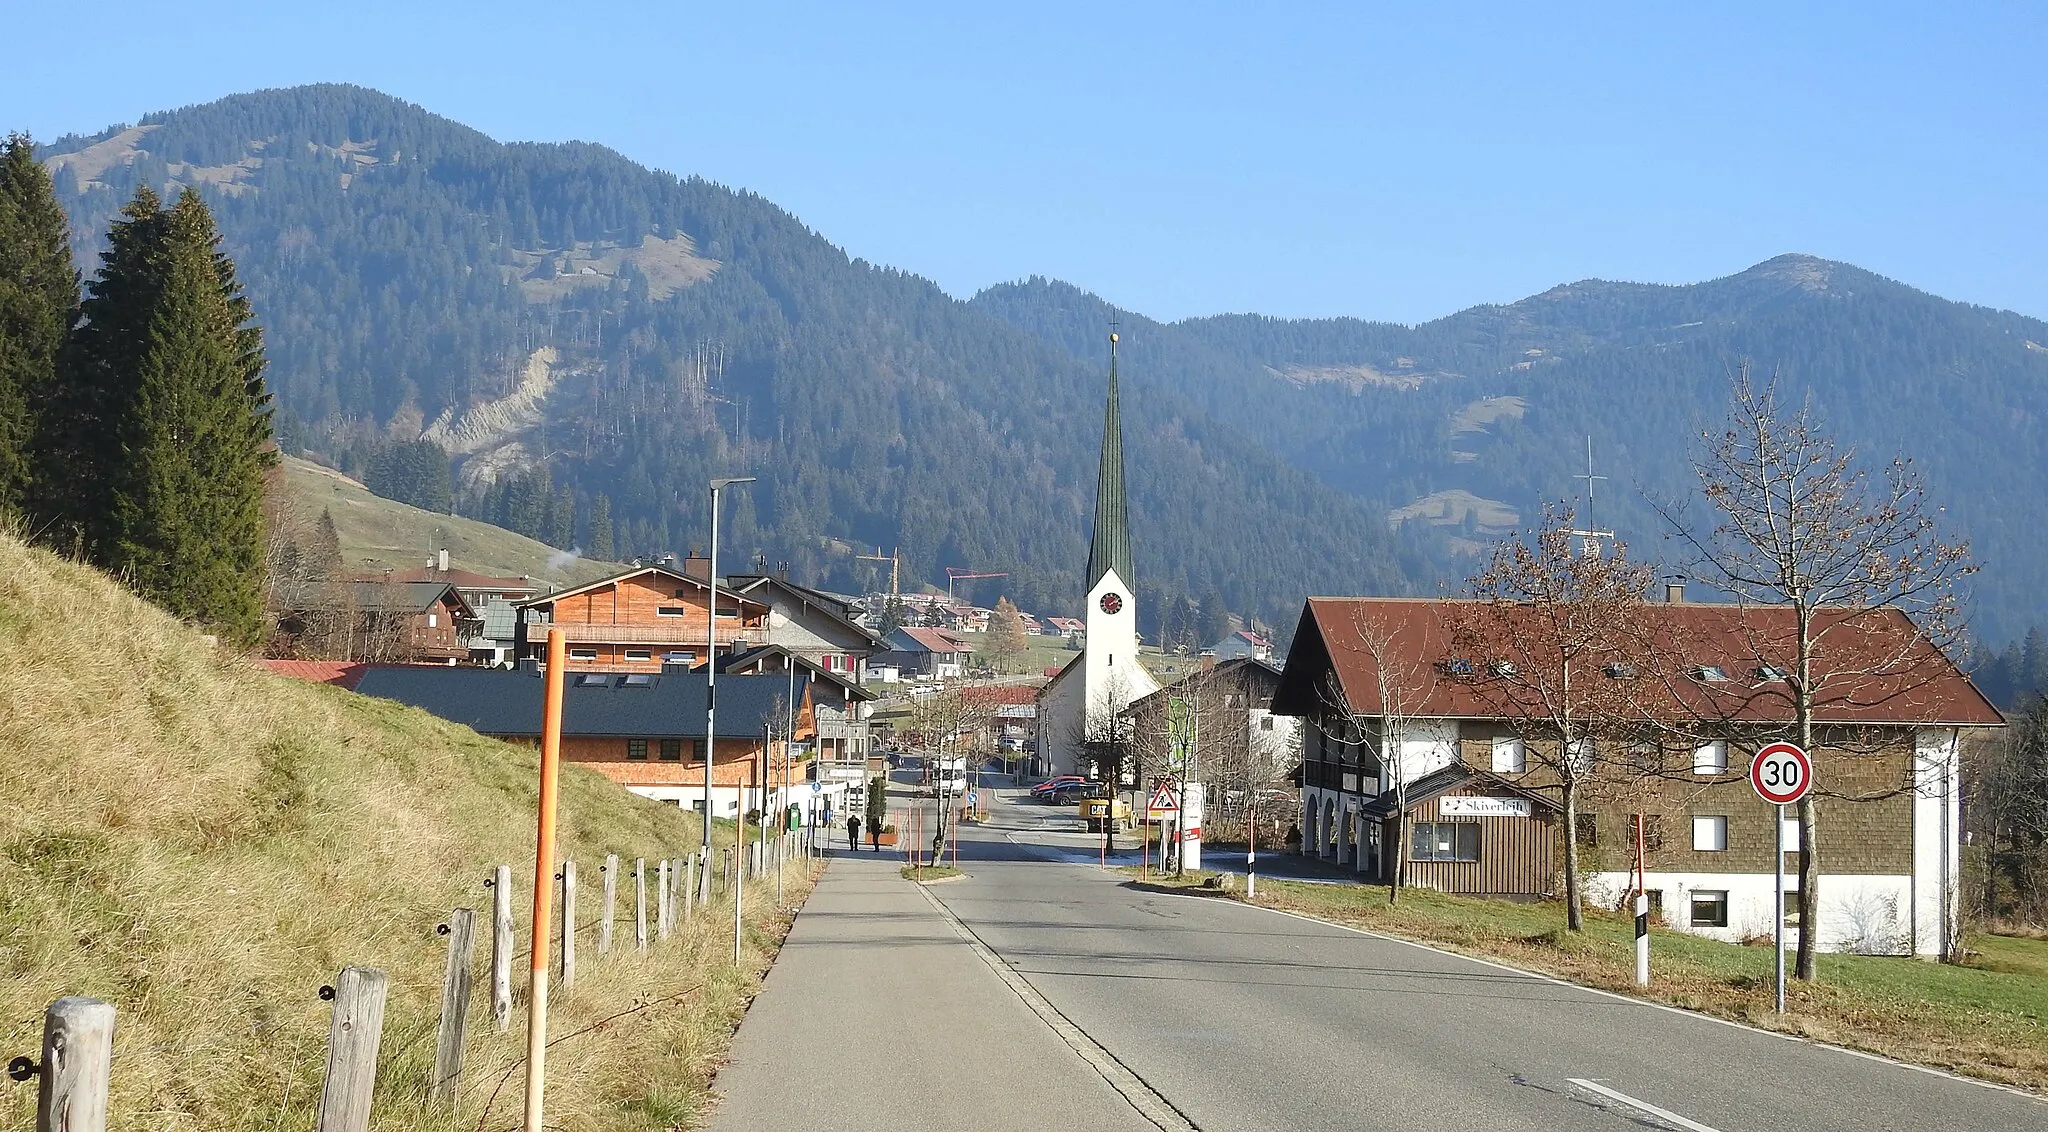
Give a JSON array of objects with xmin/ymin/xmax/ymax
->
[
  {"xmin": 1209, "ymin": 628, "xmax": 1275, "ymax": 663},
  {"xmin": 514, "ymin": 564, "xmax": 770, "ymax": 672},
  {"xmin": 1271, "ymin": 592, "xmax": 2000, "ymax": 958},
  {"xmin": 353, "ymin": 664, "xmax": 856, "ymax": 821},
  {"xmin": 876, "ymin": 626, "xmax": 975, "ymax": 680},
  {"xmin": 723, "ymin": 568, "xmax": 884, "ymax": 683},
  {"xmin": 716, "ymin": 644, "xmax": 879, "ymax": 784},
  {"xmin": 287, "ymin": 579, "xmax": 482, "ymax": 663},
  {"xmin": 1120, "ymin": 658, "xmax": 1300, "ymax": 811},
  {"xmin": 369, "ymin": 549, "xmax": 547, "ymax": 663}
]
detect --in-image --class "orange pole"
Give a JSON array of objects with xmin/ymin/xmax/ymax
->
[{"xmin": 523, "ymin": 628, "xmax": 566, "ymax": 1131}]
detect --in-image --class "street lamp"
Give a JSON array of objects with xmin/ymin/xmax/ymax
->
[{"xmin": 702, "ymin": 476, "xmax": 754, "ymax": 922}]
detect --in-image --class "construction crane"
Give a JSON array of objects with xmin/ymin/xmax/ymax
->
[
  {"xmin": 855, "ymin": 546, "xmax": 900, "ymax": 597},
  {"xmin": 945, "ymin": 567, "xmax": 1009, "ymax": 602}
]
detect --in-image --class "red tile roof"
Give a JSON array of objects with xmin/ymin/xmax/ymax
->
[
  {"xmin": 258, "ymin": 660, "xmax": 370, "ymax": 689},
  {"xmin": 1275, "ymin": 597, "xmax": 2001, "ymax": 728}
]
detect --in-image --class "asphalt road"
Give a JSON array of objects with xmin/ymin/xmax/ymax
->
[{"xmin": 905, "ymin": 786, "xmax": 2048, "ymax": 1132}]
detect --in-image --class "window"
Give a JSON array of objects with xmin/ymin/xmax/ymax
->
[
  {"xmin": 1576, "ymin": 813, "xmax": 1598, "ymax": 847},
  {"xmin": 1260, "ymin": 716, "xmax": 1276, "ymax": 731},
  {"xmin": 664, "ymin": 651, "xmax": 696, "ymax": 665},
  {"xmin": 1491, "ymin": 736, "xmax": 1526, "ymax": 773},
  {"xmin": 1754, "ymin": 665, "xmax": 1790, "ymax": 682},
  {"xmin": 1565, "ymin": 737, "xmax": 1595, "ymax": 772},
  {"xmin": 1690, "ymin": 890, "xmax": 1730, "ymax": 927},
  {"xmin": 575, "ymin": 673, "xmax": 610, "ymax": 687},
  {"xmin": 1693, "ymin": 740, "xmax": 1728, "ymax": 776},
  {"xmin": 626, "ymin": 739, "xmax": 648, "ymax": 761},
  {"xmin": 1645, "ymin": 889, "xmax": 1665, "ymax": 921},
  {"xmin": 1692, "ymin": 815, "xmax": 1728, "ymax": 852},
  {"xmin": 427, "ymin": 613, "xmax": 438, "ymax": 628},
  {"xmin": 624, "ymin": 649, "xmax": 652, "ymax": 661},
  {"xmin": 1411, "ymin": 822, "xmax": 1480, "ymax": 862},
  {"xmin": 657, "ymin": 605, "xmax": 688, "ymax": 617},
  {"xmin": 1438, "ymin": 658, "xmax": 1475, "ymax": 677},
  {"xmin": 569, "ymin": 648, "xmax": 598, "ymax": 661},
  {"xmin": 1487, "ymin": 660, "xmax": 1517, "ymax": 677},
  {"xmin": 660, "ymin": 738, "xmax": 682, "ymax": 761},
  {"xmin": 1603, "ymin": 662, "xmax": 1638, "ymax": 679},
  {"xmin": 1642, "ymin": 814, "xmax": 1665, "ymax": 852},
  {"xmin": 622, "ymin": 673, "xmax": 653, "ymax": 687},
  {"xmin": 1691, "ymin": 665, "xmax": 1729, "ymax": 683}
]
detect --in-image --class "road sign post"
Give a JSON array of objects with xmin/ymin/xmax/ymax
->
[{"xmin": 1751, "ymin": 741, "xmax": 1813, "ymax": 1014}]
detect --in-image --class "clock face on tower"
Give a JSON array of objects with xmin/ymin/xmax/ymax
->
[{"xmin": 1099, "ymin": 592, "xmax": 1124, "ymax": 615}]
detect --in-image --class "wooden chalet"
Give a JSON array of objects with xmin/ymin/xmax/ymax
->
[{"xmin": 514, "ymin": 565, "xmax": 770, "ymax": 672}]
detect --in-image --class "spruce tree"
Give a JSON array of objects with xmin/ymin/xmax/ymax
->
[
  {"xmin": 0, "ymin": 134, "xmax": 79, "ymax": 519},
  {"xmin": 91, "ymin": 188, "xmax": 273, "ymax": 644},
  {"xmin": 586, "ymin": 492, "xmax": 614, "ymax": 561}
]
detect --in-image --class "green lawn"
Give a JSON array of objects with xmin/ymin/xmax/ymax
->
[{"xmin": 1130, "ymin": 871, "xmax": 2048, "ymax": 1090}]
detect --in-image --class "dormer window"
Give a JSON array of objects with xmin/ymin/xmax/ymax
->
[
  {"xmin": 1754, "ymin": 665, "xmax": 1790, "ymax": 682},
  {"xmin": 1487, "ymin": 660, "xmax": 1518, "ymax": 678},
  {"xmin": 1603, "ymin": 662, "xmax": 1638, "ymax": 679},
  {"xmin": 1438, "ymin": 658, "xmax": 1475, "ymax": 677},
  {"xmin": 1691, "ymin": 665, "xmax": 1729, "ymax": 683}
]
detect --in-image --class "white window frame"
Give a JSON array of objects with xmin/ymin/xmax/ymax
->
[
  {"xmin": 1689, "ymin": 890, "xmax": 1730, "ymax": 927},
  {"xmin": 1692, "ymin": 814, "xmax": 1728, "ymax": 852},
  {"xmin": 1491, "ymin": 736, "xmax": 1526, "ymax": 773},
  {"xmin": 624, "ymin": 648, "xmax": 653, "ymax": 661},
  {"xmin": 427, "ymin": 613, "xmax": 438, "ymax": 628},
  {"xmin": 568, "ymin": 647, "xmax": 598, "ymax": 661},
  {"xmin": 1693, "ymin": 739, "xmax": 1728, "ymax": 776}
]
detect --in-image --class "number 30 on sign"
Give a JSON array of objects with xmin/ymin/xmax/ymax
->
[{"xmin": 1750, "ymin": 741, "xmax": 1812, "ymax": 806}]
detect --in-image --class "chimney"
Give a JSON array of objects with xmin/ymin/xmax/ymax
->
[
  {"xmin": 682, "ymin": 552, "xmax": 711, "ymax": 578},
  {"xmin": 438, "ymin": 548, "xmax": 450, "ymax": 574},
  {"xmin": 1664, "ymin": 576, "xmax": 1687, "ymax": 604}
]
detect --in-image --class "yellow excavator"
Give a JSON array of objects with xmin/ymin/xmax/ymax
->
[{"xmin": 1079, "ymin": 792, "xmax": 1130, "ymax": 833}]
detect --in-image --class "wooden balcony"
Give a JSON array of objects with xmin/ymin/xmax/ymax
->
[{"xmin": 539, "ymin": 621, "xmax": 761, "ymax": 648}]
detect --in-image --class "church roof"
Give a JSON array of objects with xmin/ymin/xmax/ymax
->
[{"xmin": 1085, "ymin": 333, "xmax": 1134, "ymax": 591}]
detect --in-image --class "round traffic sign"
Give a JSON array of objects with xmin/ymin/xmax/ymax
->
[{"xmin": 1750, "ymin": 741, "xmax": 1812, "ymax": 805}]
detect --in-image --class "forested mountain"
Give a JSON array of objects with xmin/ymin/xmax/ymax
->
[
  {"xmin": 35, "ymin": 84, "xmax": 2048, "ymax": 645},
  {"xmin": 976, "ymin": 257, "xmax": 2048, "ymax": 642},
  {"xmin": 37, "ymin": 85, "xmax": 1407, "ymax": 632}
]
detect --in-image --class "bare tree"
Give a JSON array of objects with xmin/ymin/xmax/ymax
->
[
  {"xmin": 1969, "ymin": 699, "xmax": 2048, "ymax": 927},
  {"xmin": 1450, "ymin": 503, "xmax": 1656, "ymax": 932},
  {"xmin": 1339, "ymin": 607, "xmax": 1437, "ymax": 904},
  {"xmin": 1661, "ymin": 367, "xmax": 1975, "ymax": 978}
]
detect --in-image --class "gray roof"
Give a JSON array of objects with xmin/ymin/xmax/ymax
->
[
  {"xmin": 1357, "ymin": 764, "xmax": 1558, "ymax": 819},
  {"xmin": 313, "ymin": 581, "xmax": 476, "ymax": 616},
  {"xmin": 353, "ymin": 666, "xmax": 807, "ymax": 738}
]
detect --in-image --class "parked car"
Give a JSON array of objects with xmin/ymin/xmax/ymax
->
[
  {"xmin": 1029, "ymin": 774, "xmax": 1086, "ymax": 794},
  {"xmin": 1046, "ymin": 781, "xmax": 1103, "ymax": 805}
]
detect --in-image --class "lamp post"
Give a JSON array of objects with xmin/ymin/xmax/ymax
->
[{"xmin": 703, "ymin": 476, "xmax": 754, "ymax": 919}]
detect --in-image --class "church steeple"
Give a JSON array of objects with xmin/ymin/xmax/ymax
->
[{"xmin": 1085, "ymin": 330, "xmax": 1133, "ymax": 591}]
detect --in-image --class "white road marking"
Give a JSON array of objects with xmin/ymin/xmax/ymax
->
[{"xmin": 1567, "ymin": 1079, "xmax": 1722, "ymax": 1132}]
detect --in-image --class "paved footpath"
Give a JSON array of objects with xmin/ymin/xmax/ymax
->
[{"xmin": 702, "ymin": 852, "xmax": 1159, "ymax": 1132}]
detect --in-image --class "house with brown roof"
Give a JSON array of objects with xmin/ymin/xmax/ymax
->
[
  {"xmin": 514, "ymin": 565, "xmax": 770, "ymax": 672},
  {"xmin": 1271, "ymin": 590, "xmax": 2001, "ymax": 957},
  {"xmin": 877, "ymin": 626, "xmax": 975, "ymax": 679},
  {"xmin": 284, "ymin": 580, "xmax": 482, "ymax": 663}
]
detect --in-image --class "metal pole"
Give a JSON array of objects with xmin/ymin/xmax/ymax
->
[
  {"xmin": 1634, "ymin": 812, "xmax": 1649, "ymax": 988},
  {"xmin": 734, "ymin": 770, "xmax": 745, "ymax": 964},
  {"xmin": 523, "ymin": 629, "xmax": 567, "ymax": 1131},
  {"xmin": 1775, "ymin": 801, "xmax": 1787, "ymax": 1013},
  {"xmin": 704, "ymin": 477, "xmax": 754, "ymax": 899}
]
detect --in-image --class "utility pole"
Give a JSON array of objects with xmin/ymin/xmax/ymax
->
[{"xmin": 705, "ymin": 476, "xmax": 754, "ymax": 913}]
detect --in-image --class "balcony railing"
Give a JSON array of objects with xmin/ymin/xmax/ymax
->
[{"xmin": 539, "ymin": 622, "xmax": 762, "ymax": 647}]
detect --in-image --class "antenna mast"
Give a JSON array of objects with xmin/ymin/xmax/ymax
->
[{"xmin": 1570, "ymin": 435, "xmax": 1614, "ymax": 557}]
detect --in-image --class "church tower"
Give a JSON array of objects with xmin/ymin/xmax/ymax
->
[{"xmin": 1034, "ymin": 330, "xmax": 1160, "ymax": 779}]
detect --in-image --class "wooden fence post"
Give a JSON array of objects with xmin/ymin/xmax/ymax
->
[
  {"xmin": 429, "ymin": 909, "xmax": 475, "ymax": 1106},
  {"xmin": 490, "ymin": 865, "xmax": 512, "ymax": 1033},
  {"xmin": 315, "ymin": 966, "xmax": 388, "ymax": 1132},
  {"xmin": 598, "ymin": 854, "xmax": 617, "ymax": 955},
  {"xmin": 633, "ymin": 858, "xmax": 648, "ymax": 952},
  {"xmin": 35, "ymin": 996, "xmax": 115, "ymax": 1132},
  {"xmin": 558, "ymin": 860, "xmax": 577, "ymax": 990},
  {"xmin": 656, "ymin": 859, "xmax": 671, "ymax": 942},
  {"xmin": 683, "ymin": 852, "xmax": 696, "ymax": 918}
]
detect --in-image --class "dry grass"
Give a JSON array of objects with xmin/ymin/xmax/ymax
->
[
  {"xmin": 0, "ymin": 533, "xmax": 811, "ymax": 1129},
  {"xmin": 1133, "ymin": 870, "xmax": 2048, "ymax": 1090}
]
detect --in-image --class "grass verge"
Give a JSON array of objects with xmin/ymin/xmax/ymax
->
[
  {"xmin": 0, "ymin": 533, "xmax": 814, "ymax": 1130},
  {"xmin": 1128, "ymin": 869, "xmax": 2048, "ymax": 1090},
  {"xmin": 901, "ymin": 865, "xmax": 964, "ymax": 883}
]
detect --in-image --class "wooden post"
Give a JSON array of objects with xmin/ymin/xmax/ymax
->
[
  {"xmin": 559, "ymin": 860, "xmax": 577, "ymax": 991},
  {"xmin": 35, "ymin": 996, "xmax": 115, "ymax": 1132},
  {"xmin": 683, "ymin": 851, "xmax": 696, "ymax": 918},
  {"xmin": 490, "ymin": 865, "xmax": 512, "ymax": 1033},
  {"xmin": 633, "ymin": 858, "xmax": 648, "ymax": 952},
  {"xmin": 429, "ymin": 909, "xmax": 475, "ymax": 1106},
  {"xmin": 598, "ymin": 853, "xmax": 617, "ymax": 955},
  {"xmin": 315, "ymin": 966, "xmax": 388, "ymax": 1132},
  {"xmin": 657, "ymin": 859, "xmax": 672, "ymax": 941}
]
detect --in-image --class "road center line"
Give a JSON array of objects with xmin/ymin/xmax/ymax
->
[{"xmin": 1567, "ymin": 1078, "xmax": 1722, "ymax": 1132}]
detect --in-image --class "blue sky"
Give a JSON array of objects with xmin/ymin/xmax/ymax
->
[{"xmin": 5, "ymin": 2, "xmax": 2042, "ymax": 324}]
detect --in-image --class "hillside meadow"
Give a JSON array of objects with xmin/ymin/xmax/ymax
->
[{"xmin": 0, "ymin": 533, "xmax": 803, "ymax": 1130}]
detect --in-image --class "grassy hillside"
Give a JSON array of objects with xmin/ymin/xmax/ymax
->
[
  {"xmin": 0, "ymin": 533, "xmax": 805, "ymax": 1130},
  {"xmin": 283, "ymin": 455, "xmax": 620, "ymax": 586}
]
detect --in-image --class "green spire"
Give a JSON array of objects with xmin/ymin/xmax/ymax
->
[{"xmin": 1085, "ymin": 331, "xmax": 1133, "ymax": 592}]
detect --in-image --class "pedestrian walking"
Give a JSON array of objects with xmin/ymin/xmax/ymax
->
[
  {"xmin": 867, "ymin": 814, "xmax": 882, "ymax": 851},
  {"xmin": 847, "ymin": 814, "xmax": 861, "ymax": 852}
]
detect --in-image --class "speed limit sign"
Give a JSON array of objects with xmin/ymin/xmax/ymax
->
[{"xmin": 1750, "ymin": 741, "xmax": 1812, "ymax": 805}]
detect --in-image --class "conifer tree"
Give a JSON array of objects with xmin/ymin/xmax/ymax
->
[
  {"xmin": 0, "ymin": 133, "xmax": 79, "ymax": 519},
  {"xmin": 89, "ymin": 188, "xmax": 273, "ymax": 643},
  {"xmin": 586, "ymin": 492, "xmax": 614, "ymax": 561}
]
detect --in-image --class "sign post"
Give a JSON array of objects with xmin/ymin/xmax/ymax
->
[{"xmin": 1751, "ymin": 741, "xmax": 1813, "ymax": 1014}]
